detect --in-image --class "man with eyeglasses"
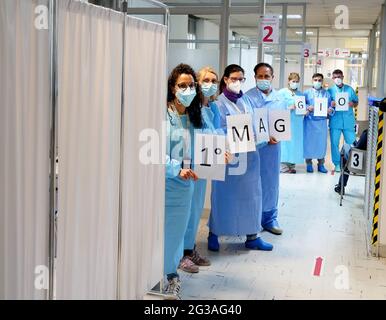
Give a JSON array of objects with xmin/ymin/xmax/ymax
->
[
  {"xmin": 328, "ymin": 69, "xmax": 359, "ymax": 173},
  {"xmin": 246, "ymin": 63, "xmax": 287, "ymax": 236}
]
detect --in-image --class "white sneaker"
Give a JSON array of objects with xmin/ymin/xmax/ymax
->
[{"xmin": 164, "ymin": 277, "xmax": 181, "ymax": 300}]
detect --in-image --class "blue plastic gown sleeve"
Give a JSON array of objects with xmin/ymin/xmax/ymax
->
[{"xmin": 165, "ymin": 155, "xmax": 181, "ymax": 178}]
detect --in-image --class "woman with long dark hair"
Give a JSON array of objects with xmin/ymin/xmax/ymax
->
[
  {"xmin": 164, "ymin": 63, "xmax": 202, "ymax": 299},
  {"xmin": 208, "ymin": 64, "xmax": 273, "ymax": 252}
]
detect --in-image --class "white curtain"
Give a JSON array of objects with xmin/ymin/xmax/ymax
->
[
  {"xmin": 119, "ymin": 16, "xmax": 167, "ymax": 300},
  {"xmin": 0, "ymin": 0, "xmax": 50, "ymax": 300},
  {"xmin": 56, "ymin": 0, "xmax": 123, "ymax": 299}
]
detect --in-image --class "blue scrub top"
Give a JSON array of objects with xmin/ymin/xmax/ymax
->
[
  {"xmin": 328, "ymin": 84, "xmax": 358, "ymax": 130},
  {"xmin": 303, "ymin": 88, "xmax": 333, "ymax": 120}
]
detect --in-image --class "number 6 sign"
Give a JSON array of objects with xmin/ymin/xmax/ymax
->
[{"xmin": 260, "ymin": 15, "xmax": 279, "ymax": 44}]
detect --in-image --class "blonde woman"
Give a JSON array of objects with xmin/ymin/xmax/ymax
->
[{"xmin": 180, "ymin": 66, "xmax": 223, "ymax": 273}]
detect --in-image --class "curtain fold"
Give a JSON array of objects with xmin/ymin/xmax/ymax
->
[
  {"xmin": 55, "ymin": 0, "xmax": 123, "ymax": 299},
  {"xmin": 119, "ymin": 16, "xmax": 167, "ymax": 300},
  {"xmin": 0, "ymin": 0, "xmax": 50, "ymax": 300}
]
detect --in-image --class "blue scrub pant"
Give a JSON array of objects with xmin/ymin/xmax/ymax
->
[
  {"xmin": 330, "ymin": 128, "xmax": 356, "ymax": 165},
  {"xmin": 184, "ymin": 179, "xmax": 207, "ymax": 251}
]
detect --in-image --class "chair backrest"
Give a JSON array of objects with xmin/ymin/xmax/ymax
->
[{"xmin": 347, "ymin": 148, "xmax": 367, "ymax": 175}]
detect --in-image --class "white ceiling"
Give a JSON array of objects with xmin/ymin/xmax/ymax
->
[{"xmin": 161, "ymin": 0, "xmax": 384, "ymax": 38}]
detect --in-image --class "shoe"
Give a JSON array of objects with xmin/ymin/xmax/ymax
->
[
  {"xmin": 288, "ymin": 169, "xmax": 297, "ymax": 174},
  {"xmin": 164, "ymin": 277, "xmax": 181, "ymax": 300},
  {"xmin": 189, "ymin": 249, "xmax": 211, "ymax": 266},
  {"xmin": 318, "ymin": 165, "xmax": 328, "ymax": 173},
  {"xmin": 334, "ymin": 184, "xmax": 345, "ymax": 195},
  {"xmin": 208, "ymin": 233, "xmax": 220, "ymax": 252},
  {"xmin": 179, "ymin": 256, "xmax": 199, "ymax": 273},
  {"xmin": 263, "ymin": 221, "xmax": 283, "ymax": 235},
  {"xmin": 335, "ymin": 165, "xmax": 341, "ymax": 172},
  {"xmin": 245, "ymin": 237, "xmax": 273, "ymax": 251},
  {"xmin": 307, "ymin": 164, "xmax": 314, "ymax": 173}
]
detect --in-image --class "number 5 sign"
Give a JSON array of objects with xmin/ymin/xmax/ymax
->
[{"xmin": 259, "ymin": 15, "xmax": 279, "ymax": 44}]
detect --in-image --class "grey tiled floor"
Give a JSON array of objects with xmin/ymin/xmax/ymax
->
[{"xmin": 180, "ymin": 165, "xmax": 386, "ymax": 300}]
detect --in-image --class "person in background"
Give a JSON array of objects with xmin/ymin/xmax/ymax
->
[
  {"xmin": 164, "ymin": 64, "xmax": 201, "ymax": 299},
  {"xmin": 279, "ymin": 72, "xmax": 306, "ymax": 174},
  {"xmin": 180, "ymin": 66, "xmax": 229, "ymax": 273},
  {"xmin": 328, "ymin": 69, "xmax": 359, "ymax": 172},
  {"xmin": 334, "ymin": 129, "xmax": 368, "ymax": 195},
  {"xmin": 246, "ymin": 63, "xmax": 287, "ymax": 236},
  {"xmin": 303, "ymin": 73, "xmax": 334, "ymax": 173},
  {"xmin": 208, "ymin": 64, "xmax": 273, "ymax": 252}
]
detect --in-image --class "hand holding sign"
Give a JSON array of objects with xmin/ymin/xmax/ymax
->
[
  {"xmin": 335, "ymin": 92, "xmax": 349, "ymax": 111},
  {"xmin": 313, "ymin": 98, "xmax": 328, "ymax": 117},
  {"xmin": 194, "ymin": 134, "xmax": 226, "ymax": 181},
  {"xmin": 268, "ymin": 110, "xmax": 291, "ymax": 141},
  {"xmin": 226, "ymin": 114, "xmax": 256, "ymax": 154},
  {"xmin": 295, "ymin": 96, "xmax": 307, "ymax": 115}
]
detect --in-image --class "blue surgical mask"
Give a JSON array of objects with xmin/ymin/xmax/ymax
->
[
  {"xmin": 176, "ymin": 88, "xmax": 197, "ymax": 107},
  {"xmin": 256, "ymin": 80, "xmax": 271, "ymax": 92},
  {"xmin": 289, "ymin": 81, "xmax": 299, "ymax": 90},
  {"xmin": 334, "ymin": 78, "xmax": 343, "ymax": 86},
  {"xmin": 313, "ymin": 81, "xmax": 322, "ymax": 90},
  {"xmin": 201, "ymin": 83, "xmax": 218, "ymax": 97}
]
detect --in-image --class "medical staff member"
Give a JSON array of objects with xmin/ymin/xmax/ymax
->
[
  {"xmin": 328, "ymin": 69, "xmax": 358, "ymax": 172},
  {"xmin": 246, "ymin": 63, "xmax": 286, "ymax": 236},
  {"xmin": 165, "ymin": 64, "xmax": 201, "ymax": 299},
  {"xmin": 208, "ymin": 64, "xmax": 273, "ymax": 252},
  {"xmin": 279, "ymin": 73, "xmax": 305, "ymax": 174},
  {"xmin": 303, "ymin": 73, "xmax": 334, "ymax": 173},
  {"xmin": 181, "ymin": 67, "xmax": 227, "ymax": 273}
]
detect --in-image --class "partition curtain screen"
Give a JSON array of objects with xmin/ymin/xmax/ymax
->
[
  {"xmin": 0, "ymin": 0, "xmax": 50, "ymax": 299},
  {"xmin": 119, "ymin": 16, "xmax": 167, "ymax": 300},
  {"xmin": 55, "ymin": 0, "xmax": 123, "ymax": 299}
]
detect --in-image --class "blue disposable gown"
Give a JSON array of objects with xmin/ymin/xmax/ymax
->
[
  {"xmin": 278, "ymin": 88, "xmax": 305, "ymax": 164},
  {"xmin": 164, "ymin": 110, "xmax": 195, "ymax": 276},
  {"xmin": 209, "ymin": 93, "xmax": 265, "ymax": 236},
  {"xmin": 245, "ymin": 87, "xmax": 287, "ymax": 228},
  {"xmin": 303, "ymin": 88, "xmax": 333, "ymax": 159},
  {"xmin": 184, "ymin": 101, "xmax": 221, "ymax": 250}
]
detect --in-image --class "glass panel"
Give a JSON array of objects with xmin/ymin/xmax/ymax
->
[{"xmin": 168, "ymin": 14, "xmax": 220, "ymax": 74}]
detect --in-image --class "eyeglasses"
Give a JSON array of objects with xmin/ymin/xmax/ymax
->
[
  {"xmin": 202, "ymin": 79, "xmax": 219, "ymax": 85},
  {"xmin": 229, "ymin": 77, "xmax": 246, "ymax": 83},
  {"xmin": 176, "ymin": 82, "xmax": 197, "ymax": 91}
]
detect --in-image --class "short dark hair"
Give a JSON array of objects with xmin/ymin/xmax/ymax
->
[
  {"xmin": 219, "ymin": 64, "xmax": 245, "ymax": 94},
  {"xmin": 332, "ymin": 69, "xmax": 344, "ymax": 76},
  {"xmin": 312, "ymin": 73, "xmax": 324, "ymax": 80},
  {"xmin": 254, "ymin": 63, "xmax": 274, "ymax": 76}
]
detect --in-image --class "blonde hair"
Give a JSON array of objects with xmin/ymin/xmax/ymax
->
[
  {"xmin": 197, "ymin": 66, "xmax": 219, "ymax": 101},
  {"xmin": 288, "ymin": 72, "xmax": 300, "ymax": 81}
]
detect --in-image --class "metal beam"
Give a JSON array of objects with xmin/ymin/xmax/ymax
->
[
  {"xmin": 377, "ymin": 4, "xmax": 386, "ymax": 97},
  {"xmin": 279, "ymin": 4, "xmax": 288, "ymax": 89},
  {"xmin": 367, "ymin": 25, "xmax": 376, "ymax": 91},
  {"xmin": 219, "ymin": 0, "xmax": 230, "ymax": 72},
  {"xmin": 257, "ymin": 0, "xmax": 266, "ymax": 63},
  {"xmin": 300, "ymin": 3, "xmax": 307, "ymax": 91}
]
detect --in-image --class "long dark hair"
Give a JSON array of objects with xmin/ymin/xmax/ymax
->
[
  {"xmin": 167, "ymin": 63, "xmax": 202, "ymax": 128},
  {"xmin": 219, "ymin": 64, "xmax": 245, "ymax": 94}
]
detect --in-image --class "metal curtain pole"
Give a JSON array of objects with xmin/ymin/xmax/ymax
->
[
  {"xmin": 257, "ymin": 0, "xmax": 266, "ymax": 63},
  {"xmin": 116, "ymin": 0, "xmax": 128, "ymax": 300},
  {"xmin": 48, "ymin": 0, "xmax": 58, "ymax": 301}
]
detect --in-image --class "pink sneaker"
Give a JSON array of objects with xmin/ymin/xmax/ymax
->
[{"xmin": 179, "ymin": 256, "xmax": 199, "ymax": 273}]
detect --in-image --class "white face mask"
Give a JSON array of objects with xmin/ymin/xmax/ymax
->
[
  {"xmin": 334, "ymin": 78, "xmax": 343, "ymax": 86},
  {"xmin": 289, "ymin": 81, "xmax": 299, "ymax": 90},
  {"xmin": 228, "ymin": 80, "xmax": 242, "ymax": 94}
]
